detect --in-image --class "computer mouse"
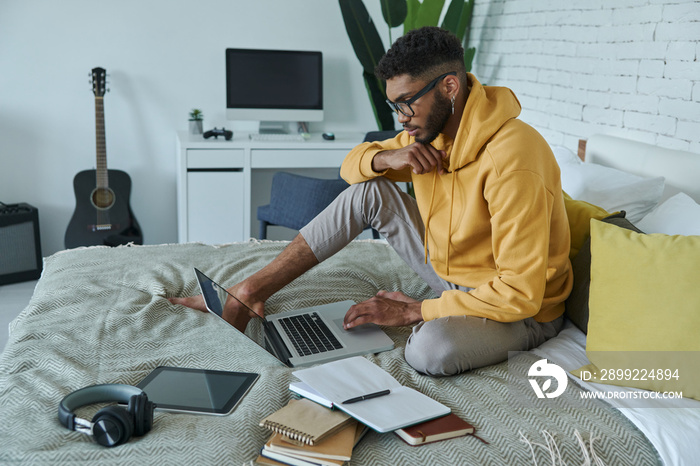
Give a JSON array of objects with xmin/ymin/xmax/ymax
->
[{"xmin": 322, "ymin": 132, "xmax": 335, "ymax": 141}]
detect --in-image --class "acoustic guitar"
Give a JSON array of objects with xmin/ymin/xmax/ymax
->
[{"xmin": 64, "ymin": 67, "xmax": 143, "ymax": 248}]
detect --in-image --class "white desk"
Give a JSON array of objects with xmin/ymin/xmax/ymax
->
[{"xmin": 176, "ymin": 131, "xmax": 364, "ymax": 244}]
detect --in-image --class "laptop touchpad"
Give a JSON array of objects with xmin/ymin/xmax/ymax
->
[{"xmin": 333, "ymin": 318, "xmax": 376, "ymax": 334}]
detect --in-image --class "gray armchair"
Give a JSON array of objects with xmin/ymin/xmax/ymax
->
[{"xmin": 256, "ymin": 130, "xmax": 400, "ymax": 240}]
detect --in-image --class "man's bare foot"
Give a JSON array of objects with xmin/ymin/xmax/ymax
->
[
  {"xmin": 168, "ymin": 294, "xmax": 207, "ymax": 312},
  {"xmin": 169, "ymin": 234, "xmax": 318, "ymax": 332},
  {"xmin": 375, "ymin": 290, "xmax": 418, "ymax": 303}
]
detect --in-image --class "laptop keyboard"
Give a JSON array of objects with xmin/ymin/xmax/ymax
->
[{"xmin": 278, "ymin": 312, "xmax": 343, "ymax": 356}]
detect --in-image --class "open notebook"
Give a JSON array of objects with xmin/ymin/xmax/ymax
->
[{"xmin": 291, "ymin": 356, "xmax": 450, "ymax": 433}]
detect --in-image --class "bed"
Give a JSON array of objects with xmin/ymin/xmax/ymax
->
[{"xmin": 1, "ymin": 134, "xmax": 699, "ymax": 465}]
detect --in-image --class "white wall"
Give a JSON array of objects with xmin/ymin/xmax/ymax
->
[
  {"xmin": 2, "ymin": 0, "xmax": 698, "ymax": 257},
  {"xmin": 471, "ymin": 0, "xmax": 700, "ymax": 153},
  {"xmin": 0, "ymin": 0, "xmax": 387, "ymax": 255}
]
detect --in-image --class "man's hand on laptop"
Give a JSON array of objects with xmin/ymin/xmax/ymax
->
[{"xmin": 343, "ymin": 290, "xmax": 423, "ymax": 330}]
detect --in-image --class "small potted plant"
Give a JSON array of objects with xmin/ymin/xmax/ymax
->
[{"xmin": 189, "ymin": 108, "xmax": 203, "ymax": 135}]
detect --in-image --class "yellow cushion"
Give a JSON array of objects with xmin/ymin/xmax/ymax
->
[
  {"xmin": 562, "ymin": 192, "xmax": 610, "ymax": 260},
  {"xmin": 573, "ymin": 220, "xmax": 700, "ymax": 400}
]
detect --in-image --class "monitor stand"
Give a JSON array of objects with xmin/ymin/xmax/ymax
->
[
  {"xmin": 259, "ymin": 121, "xmax": 288, "ymax": 134},
  {"xmin": 229, "ymin": 120, "xmax": 303, "ymax": 135}
]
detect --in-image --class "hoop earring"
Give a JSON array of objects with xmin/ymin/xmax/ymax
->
[{"xmin": 451, "ymin": 95, "xmax": 456, "ymax": 115}]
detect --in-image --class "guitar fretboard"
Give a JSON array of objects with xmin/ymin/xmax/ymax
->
[
  {"xmin": 95, "ymin": 96, "xmax": 108, "ymax": 190},
  {"xmin": 94, "ymin": 95, "xmax": 111, "ymax": 228}
]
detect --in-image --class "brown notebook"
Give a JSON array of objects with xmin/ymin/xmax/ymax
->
[
  {"xmin": 262, "ymin": 435, "xmax": 345, "ymax": 466},
  {"xmin": 259, "ymin": 398, "xmax": 353, "ymax": 446},
  {"xmin": 394, "ymin": 413, "xmax": 475, "ymax": 446},
  {"xmin": 265, "ymin": 420, "xmax": 364, "ymax": 463}
]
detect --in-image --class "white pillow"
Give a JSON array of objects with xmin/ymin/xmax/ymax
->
[
  {"xmin": 554, "ymin": 147, "xmax": 664, "ymax": 224},
  {"xmin": 636, "ymin": 193, "xmax": 700, "ymax": 235},
  {"xmin": 551, "ymin": 145, "xmax": 581, "ymax": 166}
]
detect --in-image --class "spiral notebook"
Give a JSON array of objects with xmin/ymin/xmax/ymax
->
[{"xmin": 259, "ymin": 398, "xmax": 353, "ymax": 446}]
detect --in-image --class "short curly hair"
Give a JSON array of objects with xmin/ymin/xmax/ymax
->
[{"xmin": 375, "ymin": 27, "xmax": 465, "ymax": 81}]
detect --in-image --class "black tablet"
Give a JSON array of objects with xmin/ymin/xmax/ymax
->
[{"xmin": 136, "ymin": 366, "xmax": 259, "ymax": 416}]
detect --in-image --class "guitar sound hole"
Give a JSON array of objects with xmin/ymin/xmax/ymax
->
[{"xmin": 91, "ymin": 187, "xmax": 115, "ymax": 210}]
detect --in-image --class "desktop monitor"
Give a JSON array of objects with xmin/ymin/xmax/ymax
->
[{"xmin": 225, "ymin": 48, "xmax": 323, "ymax": 131}]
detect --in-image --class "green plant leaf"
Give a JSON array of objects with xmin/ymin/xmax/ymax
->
[
  {"xmin": 363, "ymin": 71, "xmax": 396, "ymax": 131},
  {"xmin": 339, "ymin": 0, "xmax": 387, "ymax": 75},
  {"xmin": 403, "ymin": 0, "xmax": 420, "ymax": 34},
  {"xmin": 440, "ymin": 0, "xmax": 464, "ymax": 35},
  {"xmin": 457, "ymin": 0, "xmax": 474, "ymax": 44},
  {"xmin": 464, "ymin": 46, "xmax": 475, "ymax": 72},
  {"xmin": 380, "ymin": 0, "xmax": 408, "ymax": 28},
  {"xmin": 413, "ymin": 0, "xmax": 445, "ymax": 30}
]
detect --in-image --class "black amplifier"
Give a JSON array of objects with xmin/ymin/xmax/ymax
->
[{"xmin": 0, "ymin": 203, "xmax": 43, "ymax": 285}]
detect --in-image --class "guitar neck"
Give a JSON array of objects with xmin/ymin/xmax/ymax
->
[{"xmin": 95, "ymin": 96, "xmax": 108, "ymax": 188}]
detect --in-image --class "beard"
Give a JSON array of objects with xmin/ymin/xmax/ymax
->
[{"xmin": 414, "ymin": 91, "xmax": 452, "ymax": 144}]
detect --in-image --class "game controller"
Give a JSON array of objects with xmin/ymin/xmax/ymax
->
[{"xmin": 203, "ymin": 127, "xmax": 233, "ymax": 140}]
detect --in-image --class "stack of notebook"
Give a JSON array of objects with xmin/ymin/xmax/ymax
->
[{"xmin": 256, "ymin": 398, "xmax": 367, "ymax": 466}]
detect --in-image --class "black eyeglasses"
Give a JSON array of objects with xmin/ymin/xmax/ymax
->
[{"xmin": 385, "ymin": 72, "xmax": 457, "ymax": 117}]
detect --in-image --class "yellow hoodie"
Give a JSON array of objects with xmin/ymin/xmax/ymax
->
[{"xmin": 340, "ymin": 74, "xmax": 572, "ymax": 323}]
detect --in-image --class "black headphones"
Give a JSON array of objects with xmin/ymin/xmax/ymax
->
[{"xmin": 58, "ymin": 384, "xmax": 155, "ymax": 447}]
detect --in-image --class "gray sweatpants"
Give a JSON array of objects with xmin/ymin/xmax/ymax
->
[{"xmin": 300, "ymin": 177, "xmax": 563, "ymax": 376}]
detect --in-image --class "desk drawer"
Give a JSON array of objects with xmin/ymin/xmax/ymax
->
[
  {"xmin": 251, "ymin": 149, "xmax": 347, "ymax": 169},
  {"xmin": 187, "ymin": 149, "xmax": 245, "ymax": 169}
]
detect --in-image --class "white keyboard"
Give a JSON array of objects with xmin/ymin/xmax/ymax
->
[{"xmin": 249, "ymin": 133, "xmax": 307, "ymax": 142}]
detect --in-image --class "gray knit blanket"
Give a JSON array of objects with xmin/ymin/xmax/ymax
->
[{"xmin": 0, "ymin": 240, "xmax": 659, "ymax": 465}]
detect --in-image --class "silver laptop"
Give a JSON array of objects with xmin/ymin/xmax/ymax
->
[{"xmin": 194, "ymin": 268, "xmax": 394, "ymax": 367}]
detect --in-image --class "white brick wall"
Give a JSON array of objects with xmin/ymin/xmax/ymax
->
[{"xmin": 470, "ymin": 0, "xmax": 700, "ymax": 153}]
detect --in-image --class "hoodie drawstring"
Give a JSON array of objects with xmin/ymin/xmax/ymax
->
[
  {"xmin": 446, "ymin": 170, "xmax": 456, "ymax": 276},
  {"xmin": 423, "ymin": 170, "xmax": 439, "ymax": 265},
  {"xmin": 423, "ymin": 169, "xmax": 455, "ymax": 277}
]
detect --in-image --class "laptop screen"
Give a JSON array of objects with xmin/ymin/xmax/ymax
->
[
  {"xmin": 196, "ymin": 268, "xmax": 262, "ymax": 321},
  {"xmin": 199, "ymin": 274, "xmax": 227, "ymax": 318},
  {"xmin": 194, "ymin": 268, "xmax": 271, "ymax": 353}
]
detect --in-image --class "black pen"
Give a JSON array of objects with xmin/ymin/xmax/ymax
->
[{"xmin": 341, "ymin": 389, "xmax": 391, "ymax": 404}]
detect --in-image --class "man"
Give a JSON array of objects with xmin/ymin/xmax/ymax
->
[{"xmin": 171, "ymin": 27, "xmax": 573, "ymax": 376}]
